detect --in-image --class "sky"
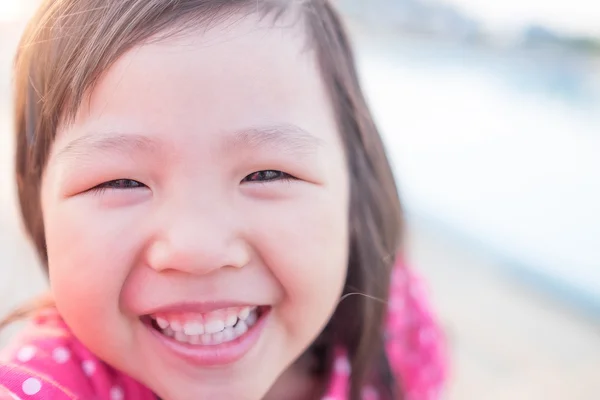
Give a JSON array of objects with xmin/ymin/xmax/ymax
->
[
  {"xmin": 445, "ymin": 0, "xmax": 600, "ymax": 37},
  {"xmin": 0, "ymin": 2, "xmax": 32, "ymax": 23},
  {"xmin": 1, "ymin": 1, "xmax": 600, "ymax": 37}
]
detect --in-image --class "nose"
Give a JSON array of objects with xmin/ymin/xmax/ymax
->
[{"xmin": 145, "ymin": 202, "xmax": 250, "ymax": 275}]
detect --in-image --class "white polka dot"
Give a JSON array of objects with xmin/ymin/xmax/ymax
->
[
  {"xmin": 362, "ymin": 386, "xmax": 379, "ymax": 400},
  {"xmin": 321, "ymin": 397, "xmax": 335, "ymax": 400},
  {"xmin": 419, "ymin": 328, "xmax": 436, "ymax": 345},
  {"xmin": 428, "ymin": 387, "xmax": 441, "ymax": 399},
  {"xmin": 406, "ymin": 392, "xmax": 418, "ymax": 400},
  {"xmin": 388, "ymin": 297, "xmax": 405, "ymax": 311},
  {"xmin": 110, "ymin": 386, "xmax": 124, "ymax": 400},
  {"xmin": 16, "ymin": 346, "xmax": 37, "ymax": 362},
  {"xmin": 52, "ymin": 347, "xmax": 71, "ymax": 364},
  {"xmin": 421, "ymin": 365, "xmax": 439, "ymax": 382},
  {"xmin": 409, "ymin": 283, "xmax": 422, "ymax": 298},
  {"xmin": 21, "ymin": 378, "xmax": 42, "ymax": 395},
  {"xmin": 334, "ymin": 357, "xmax": 351, "ymax": 375},
  {"xmin": 392, "ymin": 269, "xmax": 407, "ymax": 285},
  {"xmin": 82, "ymin": 360, "xmax": 96, "ymax": 376}
]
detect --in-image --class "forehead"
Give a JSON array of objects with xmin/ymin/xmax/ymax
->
[{"xmin": 53, "ymin": 13, "xmax": 338, "ymax": 153}]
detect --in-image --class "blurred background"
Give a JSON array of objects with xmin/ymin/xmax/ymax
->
[{"xmin": 1, "ymin": 1, "xmax": 599, "ymax": 399}]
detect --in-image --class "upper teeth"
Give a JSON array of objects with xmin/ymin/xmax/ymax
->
[
  {"xmin": 183, "ymin": 322, "xmax": 204, "ymax": 335},
  {"xmin": 204, "ymin": 320, "xmax": 225, "ymax": 334},
  {"xmin": 239, "ymin": 307, "xmax": 250, "ymax": 320},
  {"xmin": 150, "ymin": 306, "xmax": 259, "ymax": 345},
  {"xmin": 156, "ymin": 318, "xmax": 169, "ymax": 330}
]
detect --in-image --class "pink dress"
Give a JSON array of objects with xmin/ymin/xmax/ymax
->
[{"xmin": 0, "ymin": 262, "xmax": 447, "ymax": 399}]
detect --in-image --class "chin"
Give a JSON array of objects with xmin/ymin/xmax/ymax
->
[{"xmin": 153, "ymin": 378, "xmax": 273, "ymax": 400}]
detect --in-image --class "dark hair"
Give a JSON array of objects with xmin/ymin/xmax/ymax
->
[{"xmin": 9, "ymin": 1, "xmax": 404, "ymax": 398}]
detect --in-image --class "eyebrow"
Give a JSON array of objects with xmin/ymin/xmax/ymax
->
[
  {"xmin": 223, "ymin": 124, "xmax": 323, "ymax": 156},
  {"xmin": 53, "ymin": 133, "xmax": 159, "ymax": 163},
  {"xmin": 53, "ymin": 123, "xmax": 323, "ymax": 163}
]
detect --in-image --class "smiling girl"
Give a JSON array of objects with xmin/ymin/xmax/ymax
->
[{"xmin": 0, "ymin": 1, "xmax": 447, "ymax": 399}]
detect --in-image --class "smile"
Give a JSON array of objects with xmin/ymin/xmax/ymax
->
[
  {"xmin": 150, "ymin": 306, "xmax": 260, "ymax": 345},
  {"xmin": 141, "ymin": 304, "xmax": 270, "ymax": 366}
]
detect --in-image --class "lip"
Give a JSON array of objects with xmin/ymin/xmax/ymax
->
[
  {"xmin": 143, "ymin": 307, "xmax": 270, "ymax": 367},
  {"xmin": 143, "ymin": 301, "xmax": 262, "ymax": 315}
]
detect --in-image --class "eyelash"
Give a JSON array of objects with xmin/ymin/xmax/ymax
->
[
  {"xmin": 89, "ymin": 170, "xmax": 294, "ymax": 193},
  {"xmin": 90, "ymin": 179, "xmax": 146, "ymax": 195},
  {"xmin": 241, "ymin": 170, "xmax": 294, "ymax": 184}
]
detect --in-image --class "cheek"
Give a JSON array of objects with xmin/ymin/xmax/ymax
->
[
  {"xmin": 43, "ymin": 198, "xmax": 141, "ymax": 329},
  {"xmin": 249, "ymin": 184, "xmax": 350, "ymax": 339}
]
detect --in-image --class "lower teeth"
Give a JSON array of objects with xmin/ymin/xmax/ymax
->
[{"xmin": 158, "ymin": 310, "xmax": 260, "ymax": 345}]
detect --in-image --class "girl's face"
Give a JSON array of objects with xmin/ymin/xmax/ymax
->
[{"xmin": 40, "ymin": 16, "xmax": 350, "ymax": 400}]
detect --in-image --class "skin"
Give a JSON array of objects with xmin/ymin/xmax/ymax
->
[{"xmin": 40, "ymin": 14, "xmax": 350, "ymax": 400}]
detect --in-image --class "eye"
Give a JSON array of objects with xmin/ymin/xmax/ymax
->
[
  {"xmin": 242, "ymin": 170, "xmax": 294, "ymax": 183},
  {"xmin": 91, "ymin": 179, "xmax": 146, "ymax": 192}
]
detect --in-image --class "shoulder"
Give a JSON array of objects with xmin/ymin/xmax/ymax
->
[
  {"xmin": 0, "ymin": 308, "xmax": 94, "ymax": 399},
  {"xmin": 0, "ymin": 308, "xmax": 153, "ymax": 400},
  {"xmin": 385, "ymin": 260, "xmax": 449, "ymax": 400}
]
